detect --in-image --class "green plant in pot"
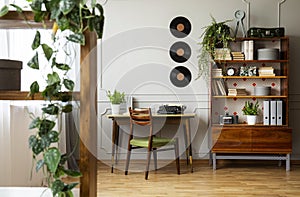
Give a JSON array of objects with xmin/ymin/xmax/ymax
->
[
  {"xmin": 197, "ymin": 15, "xmax": 234, "ymax": 80},
  {"xmin": 107, "ymin": 90, "xmax": 126, "ymax": 114},
  {"xmin": 242, "ymin": 100, "xmax": 260, "ymax": 125},
  {"xmin": 1, "ymin": 0, "xmax": 104, "ymax": 196}
]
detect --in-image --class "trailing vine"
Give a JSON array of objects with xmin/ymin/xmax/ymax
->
[{"xmin": 1, "ymin": 0, "xmax": 104, "ymax": 196}]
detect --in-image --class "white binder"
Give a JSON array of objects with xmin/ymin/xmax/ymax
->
[
  {"xmin": 270, "ymin": 100, "xmax": 277, "ymax": 125},
  {"xmin": 276, "ymin": 100, "xmax": 283, "ymax": 125},
  {"xmin": 263, "ymin": 100, "xmax": 270, "ymax": 125}
]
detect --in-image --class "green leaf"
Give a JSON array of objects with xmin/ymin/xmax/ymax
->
[
  {"xmin": 39, "ymin": 119, "xmax": 56, "ymax": 135},
  {"xmin": 42, "ymin": 104, "xmax": 59, "ymax": 115},
  {"xmin": 56, "ymin": 63, "xmax": 71, "ymax": 71},
  {"xmin": 32, "ymin": 31, "xmax": 41, "ymax": 50},
  {"xmin": 59, "ymin": 0, "xmax": 76, "ymax": 15},
  {"xmin": 63, "ymin": 79, "xmax": 74, "ymax": 91},
  {"xmin": 0, "ymin": 5, "xmax": 9, "ymax": 17},
  {"xmin": 57, "ymin": 16, "xmax": 69, "ymax": 31},
  {"xmin": 29, "ymin": 136, "xmax": 45, "ymax": 155},
  {"xmin": 47, "ymin": 72, "xmax": 61, "ymax": 85},
  {"xmin": 44, "ymin": 147, "xmax": 61, "ymax": 173},
  {"xmin": 63, "ymin": 169, "xmax": 82, "ymax": 177},
  {"xmin": 47, "ymin": 130, "xmax": 59, "ymax": 143},
  {"xmin": 10, "ymin": 4, "xmax": 23, "ymax": 13},
  {"xmin": 62, "ymin": 104, "xmax": 73, "ymax": 113},
  {"xmin": 68, "ymin": 33, "xmax": 85, "ymax": 44},
  {"xmin": 27, "ymin": 52, "xmax": 39, "ymax": 69},
  {"xmin": 30, "ymin": 0, "xmax": 43, "ymax": 12},
  {"xmin": 42, "ymin": 83, "xmax": 62, "ymax": 99},
  {"xmin": 42, "ymin": 44, "xmax": 53, "ymax": 60},
  {"xmin": 36, "ymin": 159, "xmax": 44, "ymax": 172},
  {"xmin": 93, "ymin": 15, "xmax": 104, "ymax": 39},
  {"xmin": 67, "ymin": 33, "xmax": 85, "ymax": 45},
  {"xmin": 51, "ymin": 179, "xmax": 65, "ymax": 196},
  {"xmin": 29, "ymin": 117, "xmax": 41, "ymax": 129},
  {"xmin": 29, "ymin": 81, "xmax": 40, "ymax": 96}
]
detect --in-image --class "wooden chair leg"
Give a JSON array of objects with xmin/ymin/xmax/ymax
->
[
  {"xmin": 153, "ymin": 148, "xmax": 158, "ymax": 171},
  {"xmin": 125, "ymin": 145, "xmax": 132, "ymax": 175},
  {"xmin": 174, "ymin": 138, "xmax": 180, "ymax": 175},
  {"xmin": 145, "ymin": 149, "xmax": 152, "ymax": 180}
]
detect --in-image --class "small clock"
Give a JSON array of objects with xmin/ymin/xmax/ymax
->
[{"xmin": 226, "ymin": 67, "xmax": 236, "ymax": 76}]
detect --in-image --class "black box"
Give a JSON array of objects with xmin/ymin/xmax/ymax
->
[{"xmin": 0, "ymin": 59, "xmax": 22, "ymax": 90}]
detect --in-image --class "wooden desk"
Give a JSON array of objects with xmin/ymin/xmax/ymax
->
[{"xmin": 107, "ymin": 113, "xmax": 195, "ymax": 173}]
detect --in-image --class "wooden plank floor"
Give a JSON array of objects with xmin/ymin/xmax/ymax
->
[{"xmin": 97, "ymin": 160, "xmax": 300, "ymax": 197}]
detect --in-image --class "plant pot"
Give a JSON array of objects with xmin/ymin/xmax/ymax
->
[
  {"xmin": 111, "ymin": 104, "xmax": 121, "ymax": 114},
  {"xmin": 246, "ymin": 115, "xmax": 257, "ymax": 125}
]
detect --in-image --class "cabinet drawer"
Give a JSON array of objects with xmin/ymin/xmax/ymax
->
[
  {"xmin": 212, "ymin": 128, "xmax": 252, "ymax": 152},
  {"xmin": 251, "ymin": 128, "xmax": 292, "ymax": 153}
]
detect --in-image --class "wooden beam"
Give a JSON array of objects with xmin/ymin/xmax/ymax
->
[
  {"xmin": 79, "ymin": 31, "xmax": 98, "ymax": 197},
  {"xmin": 0, "ymin": 11, "xmax": 52, "ymax": 29}
]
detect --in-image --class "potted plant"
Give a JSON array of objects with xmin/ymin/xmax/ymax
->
[
  {"xmin": 197, "ymin": 15, "xmax": 234, "ymax": 80},
  {"xmin": 242, "ymin": 100, "xmax": 260, "ymax": 125},
  {"xmin": 107, "ymin": 90, "xmax": 126, "ymax": 114},
  {"xmin": 1, "ymin": 1, "xmax": 104, "ymax": 196}
]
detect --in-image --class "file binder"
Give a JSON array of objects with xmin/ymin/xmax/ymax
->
[
  {"xmin": 263, "ymin": 100, "xmax": 270, "ymax": 125},
  {"xmin": 276, "ymin": 100, "xmax": 283, "ymax": 125},
  {"xmin": 270, "ymin": 100, "xmax": 277, "ymax": 125}
]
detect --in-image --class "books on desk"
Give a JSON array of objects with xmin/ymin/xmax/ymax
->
[{"xmin": 214, "ymin": 48, "xmax": 232, "ymax": 61}]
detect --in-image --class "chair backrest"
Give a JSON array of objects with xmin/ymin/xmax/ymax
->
[{"xmin": 128, "ymin": 107, "xmax": 152, "ymax": 126}]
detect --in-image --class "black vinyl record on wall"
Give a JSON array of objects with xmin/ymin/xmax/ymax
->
[
  {"xmin": 169, "ymin": 66, "xmax": 192, "ymax": 88},
  {"xmin": 169, "ymin": 41, "xmax": 191, "ymax": 63},
  {"xmin": 169, "ymin": 16, "xmax": 192, "ymax": 38}
]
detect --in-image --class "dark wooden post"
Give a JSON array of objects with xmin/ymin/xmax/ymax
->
[{"xmin": 80, "ymin": 31, "xmax": 98, "ymax": 197}]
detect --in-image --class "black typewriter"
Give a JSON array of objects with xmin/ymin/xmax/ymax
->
[{"xmin": 157, "ymin": 104, "xmax": 186, "ymax": 114}]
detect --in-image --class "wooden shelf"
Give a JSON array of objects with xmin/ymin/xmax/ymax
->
[
  {"xmin": 213, "ymin": 76, "xmax": 287, "ymax": 79},
  {"xmin": 213, "ymin": 95, "xmax": 287, "ymax": 99},
  {"xmin": 214, "ymin": 59, "xmax": 288, "ymax": 63},
  {"xmin": 0, "ymin": 91, "xmax": 79, "ymax": 100},
  {"xmin": 233, "ymin": 36, "xmax": 289, "ymax": 41},
  {"xmin": 0, "ymin": 11, "xmax": 52, "ymax": 29},
  {"xmin": 212, "ymin": 123, "xmax": 289, "ymax": 127}
]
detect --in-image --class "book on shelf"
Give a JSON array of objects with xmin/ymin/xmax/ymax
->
[
  {"xmin": 212, "ymin": 68, "xmax": 223, "ymax": 77},
  {"xmin": 258, "ymin": 66, "xmax": 275, "ymax": 76},
  {"xmin": 227, "ymin": 88, "xmax": 247, "ymax": 96},
  {"xmin": 242, "ymin": 40, "xmax": 254, "ymax": 60},
  {"xmin": 212, "ymin": 79, "xmax": 227, "ymax": 96},
  {"xmin": 231, "ymin": 51, "xmax": 245, "ymax": 60}
]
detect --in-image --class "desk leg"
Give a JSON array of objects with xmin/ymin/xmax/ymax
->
[
  {"xmin": 111, "ymin": 120, "xmax": 119, "ymax": 173},
  {"xmin": 184, "ymin": 118, "xmax": 193, "ymax": 173}
]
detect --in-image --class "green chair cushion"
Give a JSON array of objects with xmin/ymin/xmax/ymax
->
[{"xmin": 130, "ymin": 137, "xmax": 175, "ymax": 148}]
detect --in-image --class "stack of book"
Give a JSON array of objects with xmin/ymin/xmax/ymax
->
[
  {"xmin": 258, "ymin": 66, "xmax": 275, "ymax": 76},
  {"xmin": 212, "ymin": 68, "xmax": 223, "ymax": 77},
  {"xmin": 231, "ymin": 52, "xmax": 245, "ymax": 60},
  {"xmin": 214, "ymin": 48, "xmax": 232, "ymax": 61},
  {"xmin": 212, "ymin": 79, "xmax": 227, "ymax": 96},
  {"xmin": 242, "ymin": 40, "xmax": 254, "ymax": 60},
  {"xmin": 227, "ymin": 88, "xmax": 247, "ymax": 96}
]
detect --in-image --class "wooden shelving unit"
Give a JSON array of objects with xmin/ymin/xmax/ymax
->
[
  {"xmin": 210, "ymin": 36, "xmax": 292, "ymax": 171},
  {"xmin": 0, "ymin": 11, "xmax": 97, "ymax": 197}
]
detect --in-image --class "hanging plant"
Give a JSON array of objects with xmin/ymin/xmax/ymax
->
[
  {"xmin": 197, "ymin": 15, "xmax": 234, "ymax": 80},
  {"xmin": 1, "ymin": 0, "xmax": 104, "ymax": 196}
]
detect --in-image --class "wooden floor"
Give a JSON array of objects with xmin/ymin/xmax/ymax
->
[{"xmin": 97, "ymin": 160, "xmax": 300, "ymax": 197}]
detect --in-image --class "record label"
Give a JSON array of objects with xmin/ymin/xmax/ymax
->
[
  {"xmin": 170, "ymin": 16, "xmax": 192, "ymax": 38},
  {"xmin": 169, "ymin": 41, "xmax": 191, "ymax": 63},
  {"xmin": 170, "ymin": 66, "xmax": 192, "ymax": 88}
]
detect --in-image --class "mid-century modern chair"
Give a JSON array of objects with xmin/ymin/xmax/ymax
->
[{"xmin": 125, "ymin": 107, "xmax": 180, "ymax": 180}]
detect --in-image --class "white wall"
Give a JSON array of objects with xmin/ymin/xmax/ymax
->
[{"xmin": 97, "ymin": 0, "xmax": 300, "ymax": 161}]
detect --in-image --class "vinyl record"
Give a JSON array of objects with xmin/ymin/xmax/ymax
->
[
  {"xmin": 169, "ymin": 16, "xmax": 192, "ymax": 38},
  {"xmin": 169, "ymin": 66, "xmax": 192, "ymax": 88},
  {"xmin": 169, "ymin": 41, "xmax": 191, "ymax": 63}
]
